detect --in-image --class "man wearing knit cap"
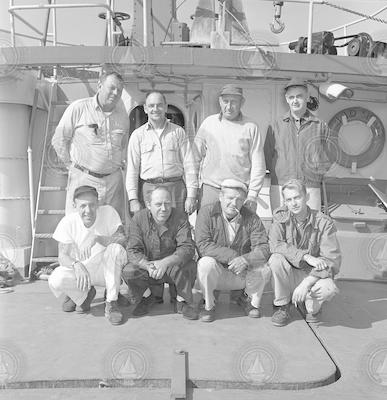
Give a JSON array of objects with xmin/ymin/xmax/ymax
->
[
  {"xmin": 264, "ymin": 77, "xmax": 333, "ymax": 211},
  {"xmin": 195, "ymin": 179, "xmax": 271, "ymax": 322},
  {"xmin": 194, "ymin": 84, "xmax": 266, "ymax": 212}
]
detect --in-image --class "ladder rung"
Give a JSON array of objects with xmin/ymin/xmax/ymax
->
[
  {"xmin": 41, "ymin": 186, "xmax": 66, "ymax": 192},
  {"xmin": 32, "ymin": 257, "xmax": 58, "ymax": 263},
  {"xmin": 37, "ymin": 209, "xmax": 65, "ymax": 215},
  {"xmin": 35, "ymin": 233, "xmax": 54, "ymax": 239}
]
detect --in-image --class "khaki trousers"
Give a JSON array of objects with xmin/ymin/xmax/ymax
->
[
  {"xmin": 197, "ymin": 256, "xmax": 271, "ymax": 310},
  {"xmin": 48, "ymin": 243, "xmax": 127, "ymax": 305},
  {"xmin": 268, "ymin": 253, "xmax": 338, "ymax": 313}
]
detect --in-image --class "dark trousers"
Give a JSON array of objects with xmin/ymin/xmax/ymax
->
[{"xmin": 123, "ymin": 259, "xmax": 196, "ymax": 304}]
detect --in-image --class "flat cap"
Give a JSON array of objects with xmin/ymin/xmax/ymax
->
[
  {"xmin": 73, "ymin": 185, "xmax": 98, "ymax": 201},
  {"xmin": 221, "ymin": 179, "xmax": 248, "ymax": 193},
  {"xmin": 284, "ymin": 78, "xmax": 308, "ymax": 91},
  {"xmin": 219, "ymin": 84, "xmax": 244, "ymax": 97}
]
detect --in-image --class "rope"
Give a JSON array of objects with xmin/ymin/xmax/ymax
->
[{"xmin": 322, "ymin": 1, "xmax": 387, "ymax": 24}]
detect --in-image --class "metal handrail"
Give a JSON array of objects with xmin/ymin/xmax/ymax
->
[
  {"xmin": 8, "ymin": 1, "xmax": 116, "ymax": 47},
  {"xmin": 0, "ymin": 28, "xmax": 75, "ymax": 46}
]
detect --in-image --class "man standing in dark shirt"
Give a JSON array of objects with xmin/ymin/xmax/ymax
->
[
  {"xmin": 124, "ymin": 186, "xmax": 198, "ymax": 319},
  {"xmin": 264, "ymin": 78, "xmax": 332, "ymax": 211}
]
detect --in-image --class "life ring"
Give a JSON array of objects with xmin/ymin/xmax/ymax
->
[{"xmin": 327, "ymin": 107, "xmax": 385, "ymax": 168}]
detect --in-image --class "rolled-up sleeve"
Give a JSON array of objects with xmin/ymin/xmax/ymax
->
[
  {"xmin": 179, "ymin": 129, "xmax": 199, "ymax": 198},
  {"xmin": 126, "ymin": 129, "xmax": 142, "ymax": 201},
  {"xmin": 52, "ymin": 102, "xmax": 76, "ymax": 165}
]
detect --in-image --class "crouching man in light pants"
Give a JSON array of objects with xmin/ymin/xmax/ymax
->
[
  {"xmin": 195, "ymin": 179, "xmax": 271, "ymax": 323},
  {"xmin": 48, "ymin": 185, "xmax": 128, "ymax": 325},
  {"xmin": 268, "ymin": 179, "xmax": 341, "ymax": 327}
]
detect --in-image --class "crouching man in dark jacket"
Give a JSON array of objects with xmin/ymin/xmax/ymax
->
[
  {"xmin": 123, "ymin": 186, "xmax": 198, "ymax": 320},
  {"xmin": 195, "ymin": 179, "xmax": 271, "ymax": 322},
  {"xmin": 269, "ymin": 179, "xmax": 341, "ymax": 327}
]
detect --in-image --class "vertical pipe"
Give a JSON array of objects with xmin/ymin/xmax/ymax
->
[
  {"xmin": 42, "ymin": 0, "xmax": 52, "ymax": 47},
  {"xmin": 107, "ymin": 0, "xmax": 112, "ymax": 46},
  {"xmin": 53, "ymin": 0, "xmax": 57, "ymax": 46},
  {"xmin": 343, "ymin": 25, "xmax": 347, "ymax": 56},
  {"xmin": 307, "ymin": 0, "xmax": 314, "ymax": 54},
  {"xmin": 143, "ymin": 0, "xmax": 149, "ymax": 47},
  {"xmin": 9, "ymin": 0, "xmax": 15, "ymax": 46},
  {"xmin": 53, "ymin": 0, "xmax": 57, "ymax": 78}
]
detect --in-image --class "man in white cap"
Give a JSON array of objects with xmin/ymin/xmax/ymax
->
[
  {"xmin": 194, "ymin": 84, "xmax": 266, "ymax": 212},
  {"xmin": 264, "ymin": 78, "xmax": 332, "ymax": 211},
  {"xmin": 195, "ymin": 179, "xmax": 271, "ymax": 322}
]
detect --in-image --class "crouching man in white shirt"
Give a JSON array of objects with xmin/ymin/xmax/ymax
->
[{"xmin": 48, "ymin": 185, "xmax": 128, "ymax": 325}]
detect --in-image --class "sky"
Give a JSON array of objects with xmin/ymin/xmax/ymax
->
[{"xmin": 0, "ymin": 0, "xmax": 387, "ymax": 47}]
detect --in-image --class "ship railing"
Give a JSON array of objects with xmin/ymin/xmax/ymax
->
[{"xmin": 8, "ymin": 0, "xmax": 119, "ymax": 47}]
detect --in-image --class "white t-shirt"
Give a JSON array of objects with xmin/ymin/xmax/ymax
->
[{"xmin": 53, "ymin": 205, "xmax": 122, "ymax": 264}]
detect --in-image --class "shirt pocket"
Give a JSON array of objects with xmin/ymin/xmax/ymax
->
[
  {"xmin": 140, "ymin": 141, "xmax": 155, "ymax": 154},
  {"xmin": 164, "ymin": 138, "xmax": 180, "ymax": 165},
  {"xmin": 110, "ymin": 129, "xmax": 124, "ymax": 149}
]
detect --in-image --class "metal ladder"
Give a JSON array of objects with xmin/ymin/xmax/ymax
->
[{"xmin": 28, "ymin": 81, "xmax": 69, "ymax": 279}]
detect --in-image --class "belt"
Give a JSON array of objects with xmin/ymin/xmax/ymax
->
[
  {"xmin": 144, "ymin": 176, "xmax": 183, "ymax": 184},
  {"xmin": 73, "ymin": 163, "xmax": 115, "ymax": 179}
]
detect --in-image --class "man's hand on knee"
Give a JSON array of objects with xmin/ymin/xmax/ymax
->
[
  {"xmin": 151, "ymin": 260, "xmax": 169, "ymax": 280},
  {"xmin": 73, "ymin": 262, "xmax": 91, "ymax": 291},
  {"xmin": 292, "ymin": 282, "xmax": 310, "ymax": 305},
  {"xmin": 228, "ymin": 256, "xmax": 248, "ymax": 275},
  {"xmin": 303, "ymin": 255, "xmax": 328, "ymax": 271}
]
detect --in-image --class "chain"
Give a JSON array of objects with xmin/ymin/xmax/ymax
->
[{"xmin": 322, "ymin": 1, "xmax": 387, "ymax": 24}]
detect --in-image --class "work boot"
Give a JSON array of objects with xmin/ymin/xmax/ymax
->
[
  {"xmin": 244, "ymin": 303, "xmax": 262, "ymax": 318},
  {"xmin": 297, "ymin": 302, "xmax": 322, "ymax": 323},
  {"xmin": 271, "ymin": 304, "xmax": 291, "ymax": 327},
  {"xmin": 132, "ymin": 295, "xmax": 155, "ymax": 317},
  {"xmin": 62, "ymin": 296, "xmax": 76, "ymax": 312},
  {"xmin": 105, "ymin": 300, "xmax": 123, "ymax": 325},
  {"xmin": 236, "ymin": 293, "xmax": 262, "ymax": 318},
  {"xmin": 199, "ymin": 307, "xmax": 216, "ymax": 323},
  {"xmin": 175, "ymin": 301, "xmax": 198, "ymax": 320},
  {"xmin": 75, "ymin": 286, "xmax": 96, "ymax": 313},
  {"xmin": 104, "ymin": 290, "xmax": 130, "ymax": 307}
]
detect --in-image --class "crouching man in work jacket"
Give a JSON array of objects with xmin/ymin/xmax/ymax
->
[
  {"xmin": 48, "ymin": 185, "xmax": 128, "ymax": 326},
  {"xmin": 195, "ymin": 179, "xmax": 271, "ymax": 323},
  {"xmin": 268, "ymin": 178, "xmax": 341, "ymax": 327},
  {"xmin": 123, "ymin": 186, "xmax": 198, "ymax": 320}
]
